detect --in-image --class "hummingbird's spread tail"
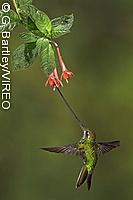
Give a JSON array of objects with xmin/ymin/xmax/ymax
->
[
  {"xmin": 76, "ymin": 165, "xmax": 92, "ymax": 190},
  {"xmin": 87, "ymin": 173, "xmax": 92, "ymax": 190},
  {"xmin": 76, "ymin": 165, "xmax": 88, "ymax": 188}
]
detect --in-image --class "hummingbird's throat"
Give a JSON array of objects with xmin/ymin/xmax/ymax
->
[{"xmin": 84, "ymin": 130, "xmax": 90, "ymax": 139}]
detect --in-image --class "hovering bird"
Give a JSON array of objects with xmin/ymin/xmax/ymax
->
[{"xmin": 41, "ymin": 88, "xmax": 120, "ymax": 190}]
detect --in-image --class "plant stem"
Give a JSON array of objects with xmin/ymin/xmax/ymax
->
[
  {"xmin": 56, "ymin": 88, "xmax": 86, "ymax": 132},
  {"xmin": 12, "ymin": 0, "xmax": 21, "ymax": 19}
]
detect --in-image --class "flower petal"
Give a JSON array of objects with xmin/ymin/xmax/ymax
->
[
  {"xmin": 45, "ymin": 68, "xmax": 63, "ymax": 89},
  {"xmin": 61, "ymin": 70, "xmax": 73, "ymax": 82}
]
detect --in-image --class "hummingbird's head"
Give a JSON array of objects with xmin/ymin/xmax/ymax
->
[
  {"xmin": 83, "ymin": 129, "xmax": 96, "ymax": 140},
  {"xmin": 83, "ymin": 130, "xmax": 90, "ymax": 138}
]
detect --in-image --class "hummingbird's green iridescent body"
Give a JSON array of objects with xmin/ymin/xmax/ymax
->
[
  {"xmin": 78, "ymin": 130, "xmax": 97, "ymax": 173},
  {"xmin": 41, "ymin": 88, "xmax": 120, "ymax": 190}
]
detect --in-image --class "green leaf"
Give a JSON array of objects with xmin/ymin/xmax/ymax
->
[
  {"xmin": 16, "ymin": 0, "xmax": 32, "ymax": 8},
  {"xmin": 17, "ymin": 4, "xmax": 38, "ymax": 31},
  {"xmin": 21, "ymin": 15, "xmax": 38, "ymax": 31},
  {"xmin": 51, "ymin": 14, "xmax": 74, "ymax": 38},
  {"xmin": 27, "ymin": 5, "xmax": 51, "ymax": 36},
  {"xmin": 36, "ymin": 38, "xmax": 56, "ymax": 76},
  {"xmin": 21, "ymin": 17, "xmax": 44, "ymax": 37},
  {"xmin": 18, "ymin": 5, "xmax": 51, "ymax": 36},
  {"xmin": 19, "ymin": 32, "xmax": 40, "ymax": 43},
  {"xmin": 0, "ymin": 9, "xmax": 20, "ymax": 33},
  {"xmin": 12, "ymin": 42, "xmax": 37, "ymax": 71},
  {"xmin": 26, "ymin": 16, "xmax": 36, "ymax": 30}
]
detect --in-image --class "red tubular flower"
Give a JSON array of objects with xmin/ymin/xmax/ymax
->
[
  {"xmin": 61, "ymin": 69, "xmax": 73, "ymax": 83},
  {"xmin": 56, "ymin": 46, "xmax": 73, "ymax": 83},
  {"xmin": 45, "ymin": 68, "xmax": 62, "ymax": 89}
]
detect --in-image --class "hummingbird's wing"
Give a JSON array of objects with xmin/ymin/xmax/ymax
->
[
  {"xmin": 76, "ymin": 165, "xmax": 88, "ymax": 189},
  {"xmin": 41, "ymin": 144, "xmax": 80, "ymax": 156},
  {"xmin": 97, "ymin": 140, "xmax": 120, "ymax": 155}
]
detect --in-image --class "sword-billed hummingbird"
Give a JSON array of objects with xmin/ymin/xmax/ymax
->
[{"xmin": 41, "ymin": 88, "xmax": 120, "ymax": 190}]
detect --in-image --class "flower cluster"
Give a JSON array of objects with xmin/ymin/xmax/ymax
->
[{"xmin": 46, "ymin": 43, "xmax": 73, "ymax": 89}]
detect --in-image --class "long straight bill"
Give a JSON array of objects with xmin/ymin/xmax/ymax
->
[{"xmin": 56, "ymin": 88, "xmax": 86, "ymax": 132}]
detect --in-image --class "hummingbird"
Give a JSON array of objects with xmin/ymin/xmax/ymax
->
[{"xmin": 41, "ymin": 88, "xmax": 120, "ymax": 190}]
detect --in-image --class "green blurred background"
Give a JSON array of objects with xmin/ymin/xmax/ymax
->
[{"xmin": 1, "ymin": 0, "xmax": 133, "ymax": 199}]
